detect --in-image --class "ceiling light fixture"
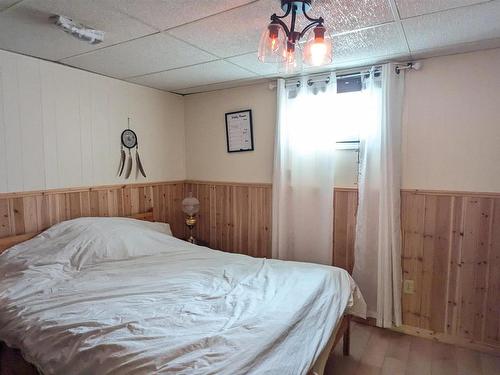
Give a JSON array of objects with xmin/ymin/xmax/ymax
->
[{"xmin": 258, "ymin": 0, "xmax": 332, "ymax": 71}]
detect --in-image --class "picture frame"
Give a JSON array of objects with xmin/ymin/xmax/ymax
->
[{"xmin": 225, "ymin": 109, "xmax": 254, "ymax": 153}]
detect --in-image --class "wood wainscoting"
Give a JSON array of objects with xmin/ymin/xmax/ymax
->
[
  {"xmin": 1, "ymin": 180, "xmax": 498, "ymax": 354},
  {"xmin": 400, "ymin": 190, "xmax": 500, "ymax": 354},
  {"xmin": 332, "ymin": 188, "xmax": 358, "ymax": 274},
  {"xmin": 332, "ymin": 187, "xmax": 500, "ymax": 354},
  {"xmin": 184, "ymin": 181, "xmax": 272, "ymax": 258},
  {"xmin": 0, "ymin": 181, "xmax": 186, "ymax": 240}
]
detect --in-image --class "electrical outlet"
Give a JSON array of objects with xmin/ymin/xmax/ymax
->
[{"xmin": 403, "ymin": 279, "xmax": 415, "ymax": 294}]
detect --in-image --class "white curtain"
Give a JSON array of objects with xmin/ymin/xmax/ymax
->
[
  {"xmin": 272, "ymin": 74, "xmax": 337, "ymax": 265},
  {"xmin": 353, "ymin": 64, "xmax": 405, "ymax": 327}
]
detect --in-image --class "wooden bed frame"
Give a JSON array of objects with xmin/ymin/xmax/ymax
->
[{"xmin": 0, "ymin": 211, "xmax": 350, "ymax": 375}]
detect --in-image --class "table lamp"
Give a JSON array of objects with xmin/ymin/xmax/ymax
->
[{"xmin": 182, "ymin": 192, "xmax": 200, "ymax": 244}]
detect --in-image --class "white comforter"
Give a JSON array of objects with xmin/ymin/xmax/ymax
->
[{"xmin": 0, "ymin": 218, "xmax": 362, "ymax": 375}]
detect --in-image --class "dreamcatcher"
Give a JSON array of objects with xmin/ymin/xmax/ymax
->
[{"xmin": 117, "ymin": 118, "xmax": 146, "ymax": 179}]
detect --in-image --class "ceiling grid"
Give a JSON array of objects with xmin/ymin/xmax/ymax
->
[{"xmin": 0, "ymin": 0, "xmax": 498, "ymax": 94}]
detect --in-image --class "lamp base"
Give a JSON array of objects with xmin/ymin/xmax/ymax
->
[
  {"xmin": 281, "ymin": 0, "xmax": 312, "ymax": 14},
  {"xmin": 185, "ymin": 215, "xmax": 197, "ymax": 244}
]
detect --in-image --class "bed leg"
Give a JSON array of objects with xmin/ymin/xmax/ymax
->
[{"xmin": 343, "ymin": 318, "xmax": 350, "ymax": 356}]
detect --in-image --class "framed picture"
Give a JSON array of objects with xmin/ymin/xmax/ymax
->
[{"xmin": 225, "ymin": 109, "xmax": 254, "ymax": 153}]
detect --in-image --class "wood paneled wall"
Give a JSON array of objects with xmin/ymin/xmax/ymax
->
[
  {"xmin": 184, "ymin": 181, "xmax": 272, "ymax": 258},
  {"xmin": 1, "ymin": 180, "xmax": 498, "ymax": 353},
  {"xmin": 401, "ymin": 190, "xmax": 500, "ymax": 352},
  {"xmin": 332, "ymin": 188, "xmax": 358, "ymax": 274},
  {"xmin": 332, "ymin": 188, "xmax": 500, "ymax": 353},
  {"xmin": 0, "ymin": 182, "xmax": 186, "ymax": 239}
]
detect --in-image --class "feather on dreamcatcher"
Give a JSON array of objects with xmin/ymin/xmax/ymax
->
[{"xmin": 117, "ymin": 118, "xmax": 146, "ymax": 179}]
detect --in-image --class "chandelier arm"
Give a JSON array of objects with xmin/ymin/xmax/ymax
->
[
  {"xmin": 270, "ymin": 14, "xmax": 291, "ymax": 37},
  {"xmin": 273, "ymin": 3, "xmax": 291, "ymax": 19},
  {"xmin": 302, "ymin": 2, "xmax": 323, "ymax": 24},
  {"xmin": 298, "ymin": 19, "xmax": 322, "ymax": 40}
]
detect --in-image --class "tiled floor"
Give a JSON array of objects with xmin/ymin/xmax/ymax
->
[{"xmin": 325, "ymin": 322, "xmax": 500, "ymax": 375}]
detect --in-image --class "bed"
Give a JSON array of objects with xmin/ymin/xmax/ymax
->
[{"xmin": 0, "ymin": 214, "xmax": 365, "ymax": 375}]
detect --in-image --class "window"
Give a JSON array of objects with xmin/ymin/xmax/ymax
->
[{"xmin": 335, "ymin": 75, "xmax": 364, "ymax": 150}]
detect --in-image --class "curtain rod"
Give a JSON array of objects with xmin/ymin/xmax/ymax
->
[
  {"xmin": 269, "ymin": 61, "xmax": 417, "ymax": 89},
  {"xmin": 281, "ymin": 64, "xmax": 382, "ymax": 86},
  {"xmin": 282, "ymin": 67, "xmax": 381, "ymax": 88}
]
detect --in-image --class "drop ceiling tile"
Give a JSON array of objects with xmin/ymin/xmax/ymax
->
[
  {"xmin": 395, "ymin": 0, "xmax": 490, "ymax": 19},
  {"xmin": 0, "ymin": 0, "xmax": 20, "ymax": 11},
  {"xmin": 61, "ymin": 33, "xmax": 217, "ymax": 79},
  {"xmin": 0, "ymin": 0, "xmax": 156, "ymax": 61},
  {"xmin": 127, "ymin": 60, "xmax": 258, "ymax": 92},
  {"xmin": 227, "ymin": 52, "xmax": 281, "ymax": 75},
  {"xmin": 100, "ymin": 0, "xmax": 256, "ymax": 31},
  {"xmin": 332, "ymin": 23, "xmax": 409, "ymax": 64},
  {"xmin": 403, "ymin": 1, "xmax": 500, "ymax": 53},
  {"xmin": 167, "ymin": 0, "xmax": 282, "ymax": 58},
  {"xmin": 175, "ymin": 77, "xmax": 269, "ymax": 95},
  {"xmin": 410, "ymin": 37, "xmax": 500, "ymax": 60},
  {"xmin": 332, "ymin": 53, "xmax": 409, "ymax": 70},
  {"xmin": 297, "ymin": 0, "xmax": 394, "ymax": 34}
]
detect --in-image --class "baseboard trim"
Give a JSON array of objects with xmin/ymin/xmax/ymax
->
[
  {"xmin": 352, "ymin": 318, "xmax": 500, "ymax": 355},
  {"xmin": 391, "ymin": 325, "xmax": 500, "ymax": 356}
]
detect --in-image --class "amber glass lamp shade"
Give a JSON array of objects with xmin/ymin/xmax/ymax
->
[
  {"xmin": 258, "ymin": 21, "xmax": 287, "ymax": 63},
  {"xmin": 302, "ymin": 25, "xmax": 332, "ymax": 67}
]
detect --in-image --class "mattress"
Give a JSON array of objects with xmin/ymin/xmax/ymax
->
[{"xmin": 0, "ymin": 217, "xmax": 364, "ymax": 375}]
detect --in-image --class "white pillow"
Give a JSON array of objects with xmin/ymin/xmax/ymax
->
[
  {"xmin": 142, "ymin": 221, "xmax": 173, "ymax": 236},
  {"xmin": 1, "ymin": 217, "xmax": 178, "ymax": 271}
]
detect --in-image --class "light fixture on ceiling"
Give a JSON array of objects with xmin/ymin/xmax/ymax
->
[
  {"xmin": 258, "ymin": 0, "xmax": 332, "ymax": 71},
  {"xmin": 51, "ymin": 15, "xmax": 105, "ymax": 44}
]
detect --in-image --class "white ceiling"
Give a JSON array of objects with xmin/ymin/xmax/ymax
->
[{"xmin": 0, "ymin": 0, "xmax": 499, "ymax": 94}]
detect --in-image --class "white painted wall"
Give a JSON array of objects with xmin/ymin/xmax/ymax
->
[
  {"xmin": 0, "ymin": 49, "xmax": 185, "ymax": 193},
  {"xmin": 184, "ymin": 48, "xmax": 500, "ymax": 192},
  {"xmin": 401, "ymin": 48, "xmax": 500, "ymax": 192},
  {"xmin": 184, "ymin": 83, "xmax": 276, "ymax": 184},
  {"xmin": 184, "ymin": 83, "xmax": 360, "ymax": 186},
  {"xmin": 2, "ymin": 47, "xmax": 499, "ymax": 193}
]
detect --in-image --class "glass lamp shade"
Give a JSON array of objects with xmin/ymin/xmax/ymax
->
[
  {"xmin": 279, "ymin": 41, "xmax": 302, "ymax": 74},
  {"xmin": 182, "ymin": 192, "xmax": 200, "ymax": 216},
  {"xmin": 302, "ymin": 25, "xmax": 332, "ymax": 67},
  {"xmin": 258, "ymin": 21, "xmax": 287, "ymax": 63}
]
